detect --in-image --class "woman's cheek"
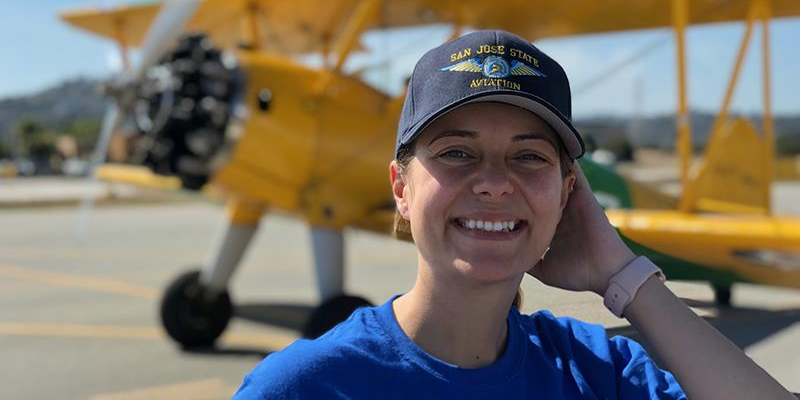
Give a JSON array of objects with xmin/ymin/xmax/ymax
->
[{"xmin": 520, "ymin": 174, "xmax": 562, "ymax": 198}]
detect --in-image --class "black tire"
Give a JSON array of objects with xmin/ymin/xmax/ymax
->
[
  {"xmin": 302, "ymin": 295, "xmax": 372, "ymax": 339},
  {"xmin": 160, "ymin": 270, "xmax": 232, "ymax": 348},
  {"xmin": 712, "ymin": 283, "xmax": 732, "ymax": 306}
]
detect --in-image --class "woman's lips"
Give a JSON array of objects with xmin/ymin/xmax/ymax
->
[
  {"xmin": 454, "ymin": 218, "xmax": 525, "ymax": 232},
  {"xmin": 450, "ymin": 218, "xmax": 527, "ymax": 240}
]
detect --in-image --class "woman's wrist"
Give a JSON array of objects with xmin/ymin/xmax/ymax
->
[
  {"xmin": 602, "ymin": 256, "xmax": 665, "ymax": 317},
  {"xmin": 592, "ymin": 245, "xmax": 637, "ymax": 296}
]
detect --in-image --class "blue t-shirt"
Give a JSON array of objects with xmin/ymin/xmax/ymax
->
[{"xmin": 232, "ymin": 296, "xmax": 686, "ymax": 399}]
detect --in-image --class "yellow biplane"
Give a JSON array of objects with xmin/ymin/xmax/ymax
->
[{"xmin": 61, "ymin": 0, "xmax": 800, "ymax": 347}]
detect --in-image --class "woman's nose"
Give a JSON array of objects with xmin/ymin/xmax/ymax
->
[{"xmin": 472, "ymin": 162, "xmax": 514, "ymax": 199}]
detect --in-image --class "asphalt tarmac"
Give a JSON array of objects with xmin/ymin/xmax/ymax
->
[{"xmin": 1, "ymin": 200, "xmax": 799, "ymax": 399}]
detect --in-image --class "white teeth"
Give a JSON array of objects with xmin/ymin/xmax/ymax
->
[{"xmin": 459, "ymin": 219, "xmax": 519, "ymax": 232}]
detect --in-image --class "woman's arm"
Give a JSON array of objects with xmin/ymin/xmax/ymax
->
[
  {"xmin": 530, "ymin": 163, "xmax": 795, "ymax": 399},
  {"xmin": 625, "ymin": 274, "xmax": 794, "ymax": 400}
]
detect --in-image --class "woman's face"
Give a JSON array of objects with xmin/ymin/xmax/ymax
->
[{"xmin": 391, "ymin": 102, "xmax": 575, "ymax": 284}]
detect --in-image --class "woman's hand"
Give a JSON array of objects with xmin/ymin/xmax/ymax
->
[
  {"xmin": 530, "ymin": 164, "xmax": 796, "ymax": 400},
  {"xmin": 527, "ymin": 162, "xmax": 636, "ymax": 296}
]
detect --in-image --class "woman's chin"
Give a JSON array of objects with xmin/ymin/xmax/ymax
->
[{"xmin": 450, "ymin": 257, "xmax": 528, "ymax": 284}]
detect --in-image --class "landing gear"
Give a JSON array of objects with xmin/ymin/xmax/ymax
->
[
  {"xmin": 302, "ymin": 227, "xmax": 372, "ymax": 338},
  {"xmin": 161, "ymin": 200, "xmax": 262, "ymax": 348},
  {"xmin": 158, "ymin": 205, "xmax": 373, "ymax": 347},
  {"xmin": 160, "ymin": 270, "xmax": 232, "ymax": 348},
  {"xmin": 302, "ymin": 295, "xmax": 373, "ymax": 338},
  {"xmin": 712, "ymin": 283, "xmax": 732, "ymax": 306}
]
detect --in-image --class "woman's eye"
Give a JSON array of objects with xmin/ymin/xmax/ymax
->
[
  {"xmin": 517, "ymin": 153, "xmax": 545, "ymax": 162},
  {"xmin": 440, "ymin": 149, "xmax": 471, "ymax": 159}
]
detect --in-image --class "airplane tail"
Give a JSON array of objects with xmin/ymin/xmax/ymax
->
[{"xmin": 684, "ymin": 117, "xmax": 770, "ymax": 214}]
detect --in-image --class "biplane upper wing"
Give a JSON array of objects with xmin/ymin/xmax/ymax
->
[
  {"xmin": 411, "ymin": 0, "xmax": 800, "ymax": 40},
  {"xmin": 62, "ymin": 0, "xmax": 800, "ymax": 53},
  {"xmin": 60, "ymin": 0, "xmax": 372, "ymax": 53}
]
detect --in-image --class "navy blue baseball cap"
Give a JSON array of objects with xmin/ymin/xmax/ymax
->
[{"xmin": 396, "ymin": 30, "xmax": 585, "ymax": 159}]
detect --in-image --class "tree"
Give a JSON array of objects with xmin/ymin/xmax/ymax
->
[
  {"xmin": 26, "ymin": 133, "xmax": 57, "ymax": 160},
  {"xmin": 17, "ymin": 117, "xmax": 47, "ymax": 141},
  {"xmin": 15, "ymin": 117, "xmax": 57, "ymax": 174},
  {"xmin": 776, "ymin": 132, "xmax": 800, "ymax": 156},
  {"xmin": 63, "ymin": 117, "xmax": 101, "ymax": 156},
  {"xmin": 0, "ymin": 139, "xmax": 10, "ymax": 159},
  {"xmin": 607, "ymin": 135, "xmax": 635, "ymax": 162}
]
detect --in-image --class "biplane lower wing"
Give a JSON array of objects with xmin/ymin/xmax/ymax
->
[
  {"xmin": 609, "ymin": 209, "xmax": 800, "ymax": 289},
  {"xmin": 95, "ymin": 164, "xmax": 183, "ymax": 190}
]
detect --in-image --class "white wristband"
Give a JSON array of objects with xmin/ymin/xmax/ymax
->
[{"xmin": 603, "ymin": 256, "xmax": 665, "ymax": 318}]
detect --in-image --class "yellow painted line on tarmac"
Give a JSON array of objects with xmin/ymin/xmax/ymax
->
[
  {"xmin": 0, "ymin": 321, "xmax": 298, "ymax": 350},
  {"xmin": 0, "ymin": 245, "xmax": 205, "ymax": 259},
  {"xmin": 0, "ymin": 322, "xmax": 162, "ymax": 340},
  {"xmin": 90, "ymin": 378, "xmax": 239, "ymax": 400},
  {"xmin": 0, "ymin": 263, "xmax": 158, "ymax": 299}
]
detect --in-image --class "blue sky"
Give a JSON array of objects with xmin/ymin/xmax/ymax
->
[{"xmin": 1, "ymin": 0, "xmax": 799, "ymax": 119}]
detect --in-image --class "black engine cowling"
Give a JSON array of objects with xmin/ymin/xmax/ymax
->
[{"xmin": 133, "ymin": 33, "xmax": 241, "ymax": 190}]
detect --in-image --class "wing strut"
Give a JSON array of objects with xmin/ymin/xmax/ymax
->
[
  {"xmin": 331, "ymin": 0, "xmax": 383, "ymax": 75},
  {"xmin": 112, "ymin": 18, "xmax": 131, "ymax": 72},
  {"xmin": 245, "ymin": 1, "xmax": 262, "ymax": 50},
  {"xmin": 672, "ymin": 0, "xmax": 693, "ymax": 212},
  {"xmin": 312, "ymin": 0, "xmax": 383, "ymax": 95},
  {"xmin": 759, "ymin": 0, "xmax": 774, "ymax": 212}
]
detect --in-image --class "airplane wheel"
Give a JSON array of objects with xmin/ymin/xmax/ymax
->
[
  {"xmin": 160, "ymin": 270, "xmax": 232, "ymax": 348},
  {"xmin": 712, "ymin": 283, "xmax": 732, "ymax": 306},
  {"xmin": 302, "ymin": 295, "xmax": 372, "ymax": 339}
]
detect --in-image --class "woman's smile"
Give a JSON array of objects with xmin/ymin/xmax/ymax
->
[
  {"xmin": 453, "ymin": 218, "xmax": 525, "ymax": 233},
  {"xmin": 451, "ymin": 217, "xmax": 528, "ymax": 240}
]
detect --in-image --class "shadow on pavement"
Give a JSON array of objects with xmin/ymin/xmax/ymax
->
[
  {"xmin": 607, "ymin": 299, "xmax": 800, "ymax": 354},
  {"xmin": 175, "ymin": 303, "xmax": 315, "ymax": 358},
  {"xmin": 234, "ymin": 302, "xmax": 314, "ymax": 332},
  {"xmin": 184, "ymin": 346, "xmax": 270, "ymax": 359}
]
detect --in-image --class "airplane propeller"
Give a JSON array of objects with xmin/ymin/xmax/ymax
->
[
  {"xmin": 77, "ymin": 0, "xmax": 201, "ymax": 240},
  {"xmin": 93, "ymin": 0, "xmax": 201, "ymax": 173}
]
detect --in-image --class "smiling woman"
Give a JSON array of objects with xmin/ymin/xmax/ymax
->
[
  {"xmin": 231, "ymin": 30, "xmax": 795, "ymax": 400},
  {"xmin": 393, "ymin": 103, "xmax": 576, "ymax": 238},
  {"xmin": 392, "ymin": 103, "xmax": 572, "ymax": 288}
]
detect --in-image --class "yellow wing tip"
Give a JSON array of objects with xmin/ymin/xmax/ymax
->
[
  {"xmin": 95, "ymin": 164, "xmax": 183, "ymax": 190},
  {"xmin": 59, "ymin": 2, "xmax": 147, "ymax": 21}
]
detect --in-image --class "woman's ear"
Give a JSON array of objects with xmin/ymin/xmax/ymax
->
[
  {"xmin": 390, "ymin": 161, "xmax": 411, "ymax": 220},
  {"xmin": 560, "ymin": 172, "xmax": 577, "ymax": 210}
]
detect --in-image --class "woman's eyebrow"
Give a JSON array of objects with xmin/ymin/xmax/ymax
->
[
  {"xmin": 427, "ymin": 130, "xmax": 477, "ymax": 146},
  {"xmin": 513, "ymin": 133, "xmax": 558, "ymax": 150}
]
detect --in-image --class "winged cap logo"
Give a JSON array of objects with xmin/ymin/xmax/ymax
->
[{"xmin": 441, "ymin": 56, "xmax": 546, "ymax": 79}]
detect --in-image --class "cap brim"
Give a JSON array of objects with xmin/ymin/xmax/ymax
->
[{"xmin": 403, "ymin": 91, "xmax": 585, "ymax": 159}]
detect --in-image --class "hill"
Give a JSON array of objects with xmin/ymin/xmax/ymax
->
[{"xmin": 0, "ymin": 78, "xmax": 106, "ymax": 145}]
